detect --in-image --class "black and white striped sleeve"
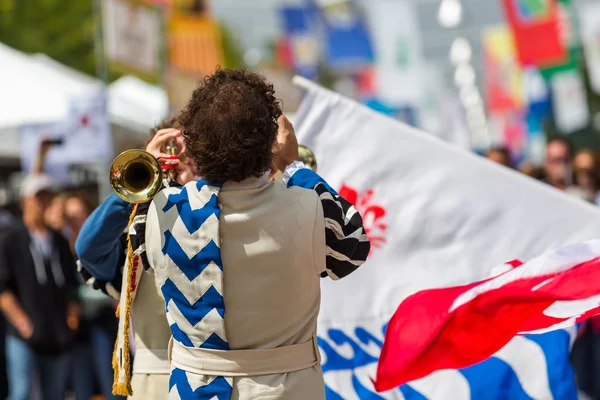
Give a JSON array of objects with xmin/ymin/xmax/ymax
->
[{"xmin": 284, "ymin": 161, "xmax": 370, "ymax": 280}]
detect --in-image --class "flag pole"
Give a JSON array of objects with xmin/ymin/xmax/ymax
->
[
  {"xmin": 93, "ymin": 0, "xmax": 109, "ymax": 84},
  {"xmin": 93, "ymin": 0, "xmax": 111, "ymax": 202}
]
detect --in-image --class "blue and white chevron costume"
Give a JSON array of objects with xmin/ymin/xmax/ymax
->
[{"xmin": 144, "ymin": 164, "xmax": 370, "ymax": 400}]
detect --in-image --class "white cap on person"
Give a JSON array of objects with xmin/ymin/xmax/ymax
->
[{"xmin": 20, "ymin": 174, "xmax": 55, "ymax": 198}]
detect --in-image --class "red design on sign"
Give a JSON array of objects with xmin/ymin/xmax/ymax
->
[
  {"xmin": 80, "ymin": 115, "xmax": 90, "ymax": 128},
  {"xmin": 339, "ymin": 184, "xmax": 387, "ymax": 253}
]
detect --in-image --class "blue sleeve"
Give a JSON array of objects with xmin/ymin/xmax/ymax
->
[{"xmin": 75, "ymin": 193, "xmax": 132, "ymax": 281}]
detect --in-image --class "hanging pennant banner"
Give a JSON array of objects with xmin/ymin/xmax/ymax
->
[
  {"xmin": 167, "ymin": 12, "xmax": 223, "ymax": 77},
  {"xmin": 320, "ymin": 1, "xmax": 374, "ymax": 71},
  {"xmin": 501, "ymin": 0, "xmax": 567, "ymax": 68},
  {"xmin": 482, "ymin": 25, "xmax": 525, "ymax": 114},
  {"xmin": 279, "ymin": 6, "xmax": 320, "ymax": 80},
  {"xmin": 365, "ymin": 0, "xmax": 425, "ymax": 106},
  {"xmin": 103, "ymin": 0, "xmax": 162, "ymax": 79},
  {"xmin": 539, "ymin": 0, "xmax": 579, "ymax": 80},
  {"xmin": 578, "ymin": 2, "xmax": 600, "ymax": 94},
  {"xmin": 551, "ymin": 69, "xmax": 590, "ymax": 133}
]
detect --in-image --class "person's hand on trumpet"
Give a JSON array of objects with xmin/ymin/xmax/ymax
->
[{"xmin": 145, "ymin": 128, "xmax": 197, "ymax": 186}]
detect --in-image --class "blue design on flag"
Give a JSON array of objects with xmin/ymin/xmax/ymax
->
[
  {"xmin": 319, "ymin": 323, "xmax": 578, "ymax": 399},
  {"xmin": 525, "ymin": 331, "xmax": 577, "ymax": 400},
  {"xmin": 399, "ymin": 384, "xmax": 428, "ymax": 400}
]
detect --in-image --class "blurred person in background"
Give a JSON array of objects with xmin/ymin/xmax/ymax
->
[
  {"xmin": 544, "ymin": 137, "xmax": 574, "ymax": 191},
  {"xmin": 0, "ymin": 187, "xmax": 11, "ymax": 400},
  {"xmin": 31, "ymin": 134, "xmax": 119, "ymax": 398},
  {"xmin": 76, "ymin": 116, "xmax": 194, "ymax": 400},
  {"xmin": 0, "ymin": 174, "xmax": 80, "ymax": 400},
  {"xmin": 44, "ymin": 194, "xmax": 72, "ymax": 238},
  {"xmin": 518, "ymin": 162, "xmax": 545, "ymax": 181},
  {"xmin": 61, "ymin": 192, "xmax": 124, "ymax": 400},
  {"xmin": 569, "ymin": 148, "xmax": 600, "ymax": 400},
  {"xmin": 573, "ymin": 149, "xmax": 600, "ymax": 205},
  {"xmin": 485, "ymin": 147, "xmax": 513, "ymax": 168},
  {"xmin": 0, "ymin": 187, "xmax": 14, "ymax": 228},
  {"xmin": 543, "ymin": 137, "xmax": 590, "ymax": 200}
]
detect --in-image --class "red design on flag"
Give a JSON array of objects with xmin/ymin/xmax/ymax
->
[
  {"xmin": 374, "ymin": 240, "xmax": 600, "ymax": 392},
  {"xmin": 339, "ymin": 184, "xmax": 387, "ymax": 252}
]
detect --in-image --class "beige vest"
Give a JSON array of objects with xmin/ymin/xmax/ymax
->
[
  {"xmin": 129, "ymin": 271, "xmax": 171, "ymax": 400},
  {"xmin": 144, "ymin": 175, "xmax": 328, "ymax": 399}
]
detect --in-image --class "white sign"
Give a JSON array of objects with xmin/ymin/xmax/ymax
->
[
  {"xmin": 365, "ymin": 0, "xmax": 425, "ymax": 106},
  {"xmin": 578, "ymin": 2, "xmax": 600, "ymax": 94},
  {"xmin": 21, "ymin": 91, "xmax": 112, "ymax": 180},
  {"xmin": 293, "ymin": 77, "xmax": 600, "ymax": 399},
  {"xmin": 551, "ymin": 70, "xmax": 590, "ymax": 133},
  {"xmin": 103, "ymin": 0, "xmax": 161, "ymax": 75}
]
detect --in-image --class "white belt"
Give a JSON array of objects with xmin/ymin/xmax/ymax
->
[
  {"xmin": 169, "ymin": 336, "xmax": 321, "ymax": 377},
  {"xmin": 132, "ymin": 349, "xmax": 170, "ymax": 374}
]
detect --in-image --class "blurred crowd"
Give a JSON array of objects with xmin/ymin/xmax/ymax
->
[
  {"xmin": 0, "ymin": 141, "xmax": 123, "ymax": 400},
  {"xmin": 0, "ymin": 132, "xmax": 599, "ymax": 399}
]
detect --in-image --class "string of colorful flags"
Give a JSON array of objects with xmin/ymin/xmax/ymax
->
[{"xmin": 277, "ymin": 0, "xmax": 600, "ymax": 163}]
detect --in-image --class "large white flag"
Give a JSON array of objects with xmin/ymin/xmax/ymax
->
[{"xmin": 293, "ymin": 77, "xmax": 600, "ymax": 399}]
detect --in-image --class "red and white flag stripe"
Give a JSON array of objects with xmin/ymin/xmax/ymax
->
[{"xmin": 374, "ymin": 239, "xmax": 600, "ymax": 392}]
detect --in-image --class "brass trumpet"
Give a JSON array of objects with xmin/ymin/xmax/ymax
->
[
  {"xmin": 110, "ymin": 138, "xmax": 179, "ymax": 204},
  {"xmin": 109, "ymin": 150, "xmax": 163, "ymax": 204},
  {"xmin": 298, "ymin": 145, "xmax": 317, "ymax": 172}
]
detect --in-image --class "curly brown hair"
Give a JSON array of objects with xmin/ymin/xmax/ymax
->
[{"xmin": 178, "ymin": 68, "xmax": 282, "ymax": 182}]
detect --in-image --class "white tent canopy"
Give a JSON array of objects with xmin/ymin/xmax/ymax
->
[
  {"xmin": 0, "ymin": 43, "xmax": 72, "ymax": 130},
  {"xmin": 0, "ymin": 42, "xmax": 169, "ymax": 157},
  {"xmin": 108, "ymin": 75, "xmax": 169, "ymax": 132}
]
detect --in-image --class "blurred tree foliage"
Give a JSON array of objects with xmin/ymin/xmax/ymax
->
[
  {"xmin": 219, "ymin": 22, "xmax": 243, "ymax": 69},
  {"xmin": 0, "ymin": 0, "xmax": 243, "ymax": 81},
  {"xmin": 0, "ymin": 0, "xmax": 97, "ymax": 76}
]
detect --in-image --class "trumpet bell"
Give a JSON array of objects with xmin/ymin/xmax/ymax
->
[
  {"xmin": 298, "ymin": 145, "xmax": 317, "ymax": 172},
  {"xmin": 110, "ymin": 149, "xmax": 163, "ymax": 204}
]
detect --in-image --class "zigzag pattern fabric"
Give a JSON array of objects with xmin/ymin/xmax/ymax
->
[
  {"xmin": 169, "ymin": 367, "xmax": 233, "ymax": 400},
  {"xmin": 150, "ymin": 180, "xmax": 232, "ymax": 400}
]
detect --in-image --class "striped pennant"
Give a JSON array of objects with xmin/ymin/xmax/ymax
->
[{"xmin": 168, "ymin": 13, "xmax": 224, "ymax": 77}]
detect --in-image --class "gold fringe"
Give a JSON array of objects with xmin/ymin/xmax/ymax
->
[
  {"xmin": 112, "ymin": 205, "xmax": 138, "ymax": 397},
  {"xmin": 112, "ymin": 381, "xmax": 133, "ymax": 397}
]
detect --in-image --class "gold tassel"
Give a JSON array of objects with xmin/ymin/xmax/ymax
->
[{"xmin": 112, "ymin": 205, "xmax": 138, "ymax": 396}]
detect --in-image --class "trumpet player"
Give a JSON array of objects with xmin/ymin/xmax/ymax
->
[
  {"xmin": 75, "ymin": 116, "xmax": 196, "ymax": 400},
  {"xmin": 144, "ymin": 69, "xmax": 370, "ymax": 399}
]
